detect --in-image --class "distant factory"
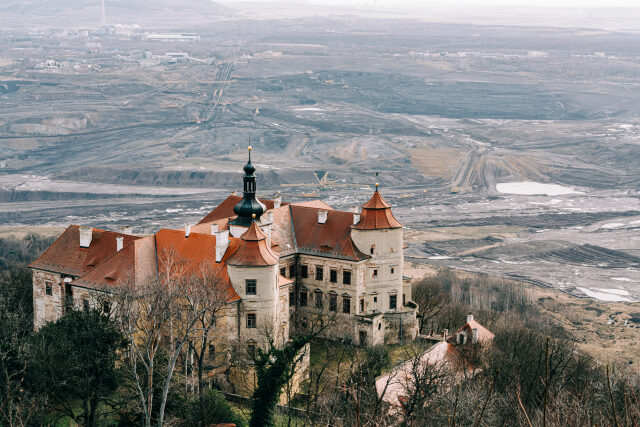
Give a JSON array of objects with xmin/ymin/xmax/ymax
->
[{"xmin": 145, "ymin": 33, "xmax": 201, "ymax": 41}]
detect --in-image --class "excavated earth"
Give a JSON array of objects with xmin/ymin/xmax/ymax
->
[{"xmin": 0, "ymin": 15, "xmax": 639, "ymax": 301}]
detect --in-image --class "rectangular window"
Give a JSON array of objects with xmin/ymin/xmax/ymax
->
[
  {"xmin": 246, "ymin": 313, "xmax": 257, "ymax": 328},
  {"xmin": 359, "ymin": 299, "xmax": 364, "ymax": 313},
  {"xmin": 289, "ymin": 265, "xmax": 295, "ymax": 278},
  {"xmin": 299, "ymin": 291, "xmax": 307, "ymax": 307},
  {"xmin": 247, "ymin": 343, "xmax": 256, "ymax": 356},
  {"xmin": 289, "ymin": 291, "xmax": 295, "ymax": 306},
  {"xmin": 329, "ymin": 294, "xmax": 337, "ymax": 312},
  {"xmin": 103, "ymin": 301, "xmax": 111, "ymax": 314},
  {"xmin": 209, "ymin": 344, "xmax": 216, "ymax": 359},
  {"xmin": 342, "ymin": 297, "xmax": 351, "ymax": 314},
  {"xmin": 64, "ymin": 284, "xmax": 74, "ymax": 309},
  {"xmin": 370, "ymin": 245, "xmax": 375, "ymax": 255},
  {"xmin": 280, "ymin": 267, "xmax": 286, "ymax": 277},
  {"xmin": 83, "ymin": 298, "xmax": 90, "ymax": 311},
  {"xmin": 373, "ymin": 269, "xmax": 378, "ymax": 278},
  {"xmin": 45, "ymin": 281, "xmax": 53, "ymax": 296},
  {"xmin": 315, "ymin": 291, "xmax": 323, "ymax": 309},
  {"xmin": 389, "ymin": 294, "xmax": 397, "ymax": 310},
  {"xmin": 343, "ymin": 270, "xmax": 351, "ymax": 285},
  {"xmin": 315, "ymin": 266, "xmax": 323, "ymax": 281},
  {"xmin": 301, "ymin": 265, "xmax": 308, "ymax": 278},
  {"xmin": 246, "ymin": 279, "xmax": 257, "ymax": 295},
  {"xmin": 403, "ymin": 294, "xmax": 406, "ymax": 305},
  {"xmin": 390, "ymin": 267, "xmax": 395, "ymax": 275},
  {"xmin": 330, "ymin": 269, "xmax": 337, "ymax": 283}
]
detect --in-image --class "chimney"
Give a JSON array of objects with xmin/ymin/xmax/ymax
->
[
  {"xmin": 185, "ymin": 224, "xmax": 191, "ymax": 238},
  {"xmin": 472, "ymin": 328, "xmax": 479, "ymax": 344},
  {"xmin": 210, "ymin": 224, "xmax": 219, "ymax": 234},
  {"xmin": 118, "ymin": 225, "xmax": 133, "ymax": 235},
  {"xmin": 442, "ymin": 329, "xmax": 448, "ymax": 340},
  {"xmin": 116, "ymin": 236, "xmax": 123, "ymax": 252},
  {"xmin": 274, "ymin": 194, "xmax": 282, "ymax": 209},
  {"xmin": 318, "ymin": 210, "xmax": 328, "ymax": 224},
  {"xmin": 215, "ymin": 230, "xmax": 229, "ymax": 262},
  {"xmin": 264, "ymin": 211, "xmax": 273, "ymax": 223},
  {"xmin": 352, "ymin": 206, "xmax": 360, "ymax": 225},
  {"xmin": 467, "ymin": 314, "xmax": 474, "ymax": 324},
  {"xmin": 79, "ymin": 226, "xmax": 93, "ymax": 248}
]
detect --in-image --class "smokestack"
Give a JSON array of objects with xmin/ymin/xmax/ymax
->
[
  {"xmin": 467, "ymin": 314, "xmax": 474, "ymax": 324},
  {"xmin": 214, "ymin": 230, "xmax": 229, "ymax": 262},
  {"xmin": 318, "ymin": 210, "xmax": 328, "ymax": 224},
  {"xmin": 101, "ymin": 0, "xmax": 106, "ymax": 27},
  {"xmin": 273, "ymin": 194, "xmax": 282, "ymax": 209},
  {"xmin": 185, "ymin": 224, "xmax": 191, "ymax": 238},
  {"xmin": 353, "ymin": 213, "xmax": 360, "ymax": 225},
  {"xmin": 116, "ymin": 236, "xmax": 123, "ymax": 252},
  {"xmin": 472, "ymin": 328, "xmax": 479, "ymax": 344},
  {"xmin": 79, "ymin": 227, "xmax": 93, "ymax": 248},
  {"xmin": 210, "ymin": 224, "xmax": 219, "ymax": 234},
  {"xmin": 264, "ymin": 211, "xmax": 273, "ymax": 224},
  {"xmin": 118, "ymin": 226, "xmax": 133, "ymax": 235}
]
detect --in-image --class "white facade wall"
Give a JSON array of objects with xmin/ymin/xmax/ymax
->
[
  {"xmin": 227, "ymin": 264, "xmax": 289, "ymax": 347},
  {"xmin": 351, "ymin": 227, "xmax": 404, "ymax": 314}
]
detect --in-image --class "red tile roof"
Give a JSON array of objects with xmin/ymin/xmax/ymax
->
[
  {"xmin": 278, "ymin": 274, "xmax": 294, "ymax": 288},
  {"xmin": 72, "ymin": 240, "xmax": 138, "ymax": 288},
  {"xmin": 155, "ymin": 229, "xmax": 241, "ymax": 302},
  {"xmin": 227, "ymin": 222, "xmax": 279, "ymax": 266},
  {"xmin": 197, "ymin": 195, "xmax": 287, "ymax": 225},
  {"xmin": 290, "ymin": 205, "xmax": 369, "ymax": 261},
  {"xmin": 28, "ymin": 225, "xmax": 140, "ymax": 277},
  {"xmin": 354, "ymin": 190, "xmax": 402, "ymax": 230}
]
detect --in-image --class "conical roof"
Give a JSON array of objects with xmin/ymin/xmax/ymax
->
[
  {"xmin": 227, "ymin": 221, "xmax": 279, "ymax": 266},
  {"xmin": 361, "ymin": 189, "xmax": 393, "ymax": 209},
  {"xmin": 354, "ymin": 188, "xmax": 402, "ymax": 230}
]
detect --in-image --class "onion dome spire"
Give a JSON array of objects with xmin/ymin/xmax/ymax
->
[
  {"xmin": 353, "ymin": 183, "xmax": 402, "ymax": 230},
  {"xmin": 230, "ymin": 146, "xmax": 266, "ymax": 227}
]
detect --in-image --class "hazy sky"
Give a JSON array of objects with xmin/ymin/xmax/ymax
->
[{"xmin": 223, "ymin": 0, "xmax": 640, "ymax": 7}]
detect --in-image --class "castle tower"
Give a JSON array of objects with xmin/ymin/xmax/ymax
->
[
  {"xmin": 227, "ymin": 216, "xmax": 287, "ymax": 347},
  {"xmin": 351, "ymin": 184, "xmax": 404, "ymax": 313},
  {"xmin": 229, "ymin": 146, "xmax": 266, "ymax": 238}
]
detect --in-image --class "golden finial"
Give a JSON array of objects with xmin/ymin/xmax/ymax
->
[
  {"xmin": 248, "ymin": 145, "xmax": 252, "ymax": 151},
  {"xmin": 252, "ymin": 213, "xmax": 256, "ymax": 219},
  {"xmin": 375, "ymin": 182, "xmax": 379, "ymax": 189}
]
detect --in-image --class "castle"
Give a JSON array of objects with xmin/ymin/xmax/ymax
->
[{"xmin": 29, "ymin": 147, "xmax": 418, "ymax": 357}]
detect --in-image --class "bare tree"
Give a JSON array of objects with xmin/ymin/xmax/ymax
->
[
  {"xmin": 183, "ymin": 267, "xmax": 234, "ymax": 427},
  {"xmin": 114, "ymin": 249, "xmax": 233, "ymax": 426}
]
